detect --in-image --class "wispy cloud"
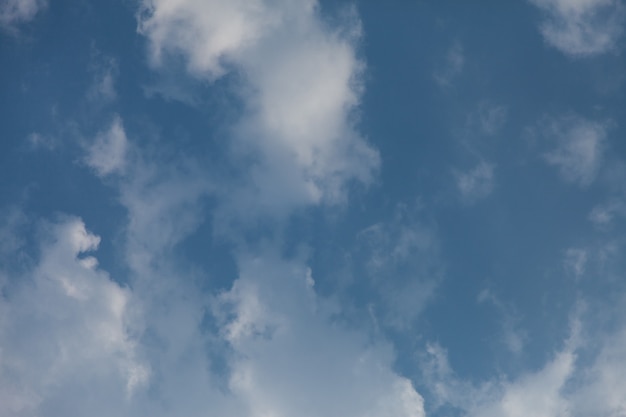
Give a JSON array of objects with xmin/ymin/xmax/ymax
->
[
  {"xmin": 529, "ymin": 0, "xmax": 625, "ymax": 56},
  {"xmin": 589, "ymin": 200, "xmax": 626, "ymax": 227},
  {"xmin": 563, "ymin": 247, "xmax": 588, "ymax": 279},
  {"xmin": 455, "ymin": 161, "xmax": 495, "ymax": 203},
  {"xmin": 356, "ymin": 203, "xmax": 441, "ymax": 329},
  {"xmin": 422, "ymin": 298, "xmax": 626, "ymax": 417},
  {"xmin": 434, "ymin": 42, "xmax": 464, "ymax": 87},
  {"xmin": 474, "ymin": 102, "xmax": 508, "ymax": 137},
  {"xmin": 88, "ymin": 52, "xmax": 119, "ymax": 103},
  {"xmin": 0, "ymin": 0, "xmax": 46, "ymax": 32},
  {"xmin": 541, "ymin": 115, "xmax": 609, "ymax": 187},
  {"xmin": 477, "ymin": 289, "xmax": 528, "ymax": 355}
]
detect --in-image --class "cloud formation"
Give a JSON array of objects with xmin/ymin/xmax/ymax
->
[
  {"xmin": 0, "ymin": 0, "xmax": 46, "ymax": 31},
  {"xmin": 138, "ymin": 0, "xmax": 379, "ymax": 219},
  {"xmin": 542, "ymin": 115, "xmax": 608, "ymax": 187},
  {"xmin": 529, "ymin": 0, "xmax": 625, "ymax": 56},
  {"xmin": 84, "ymin": 115, "xmax": 129, "ymax": 177},
  {"xmin": 422, "ymin": 304, "xmax": 626, "ymax": 417},
  {"xmin": 455, "ymin": 161, "xmax": 495, "ymax": 203},
  {"xmin": 0, "ymin": 217, "xmax": 148, "ymax": 417}
]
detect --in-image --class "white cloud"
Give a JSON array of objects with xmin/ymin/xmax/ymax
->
[
  {"xmin": 571, "ymin": 326, "xmax": 626, "ymax": 416},
  {"xmin": 0, "ymin": 217, "xmax": 149, "ymax": 416},
  {"xmin": 84, "ymin": 115, "xmax": 128, "ymax": 177},
  {"xmin": 529, "ymin": 0, "xmax": 624, "ymax": 56},
  {"xmin": 422, "ymin": 301, "xmax": 626, "ymax": 417},
  {"xmin": 0, "ymin": 0, "xmax": 46, "ymax": 31},
  {"xmin": 542, "ymin": 115, "xmax": 608, "ymax": 187},
  {"xmin": 455, "ymin": 161, "xmax": 495, "ymax": 202},
  {"xmin": 138, "ymin": 0, "xmax": 378, "ymax": 219},
  {"xmin": 471, "ymin": 350, "xmax": 575, "ymax": 417},
  {"xmin": 215, "ymin": 252, "xmax": 426, "ymax": 417},
  {"xmin": 1, "ymin": 158, "xmax": 426, "ymax": 417}
]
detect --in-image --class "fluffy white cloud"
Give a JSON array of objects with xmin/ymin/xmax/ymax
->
[
  {"xmin": 138, "ymin": 0, "xmax": 379, "ymax": 218},
  {"xmin": 1, "ymin": 155, "xmax": 426, "ymax": 417},
  {"xmin": 84, "ymin": 115, "xmax": 128, "ymax": 177},
  {"xmin": 215, "ymin": 252, "xmax": 426, "ymax": 417},
  {"xmin": 0, "ymin": 0, "xmax": 46, "ymax": 31},
  {"xmin": 529, "ymin": 0, "xmax": 624, "ymax": 56},
  {"xmin": 455, "ymin": 161, "xmax": 495, "ymax": 203},
  {"xmin": 0, "ymin": 217, "xmax": 149, "ymax": 417},
  {"xmin": 542, "ymin": 115, "xmax": 608, "ymax": 187}
]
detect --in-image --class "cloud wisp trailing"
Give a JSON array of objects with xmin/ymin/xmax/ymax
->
[{"xmin": 529, "ymin": 0, "xmax": 625, "ymax": 56}]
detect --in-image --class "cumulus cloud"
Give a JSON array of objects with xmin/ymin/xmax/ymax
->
[
  {"xmin": 455, "ymin": 161, "xmax": 495, "ymax": 203},
  {"xmin": 542, "ymin": 115, "xmax": 609, "ymax": 187},
  {"xmin": 214, "ymin": 252, "xmax": 426, "ymax": 417},
  {"xmin": 2, "ymin": 2, "xmax": 430, "ymax": 416},
  {"xmin": 0, "ymin": 0, "xmax": 46, "ymax": 31},
  {"xmin": 138, "ymin": 0, "xmax": 379, "ymax": 219},
  {"xmin": 0, "ymin": 217, "xmax": 149, "ymax": 416},
  {"xmin": 1, "ymin": 146, "xmax": 425, "ymax": 417},
  {"xmin": 529, "ymin": 0, "xmax": 625, "ymax": 56}
]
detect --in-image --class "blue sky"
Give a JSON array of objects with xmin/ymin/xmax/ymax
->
[{"xmin": 2, "ymin": 0, "xmax": 626, "ymax": 416}]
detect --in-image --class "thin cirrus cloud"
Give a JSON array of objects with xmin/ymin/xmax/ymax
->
[{"xmin": 529, "ymin": 0, "xmax": 625, "ymax": 56}]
